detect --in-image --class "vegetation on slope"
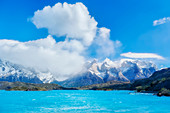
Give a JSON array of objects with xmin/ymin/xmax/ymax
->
[
  {"xmin": 0, "ymin": 81, "xmax": 77, "ymax": 91},
  {"xmin": 132, "ymin": 68, "xmax": 170, "ymax": 96},
  {"xmin": 80, "ymin": 80, "xmax": 131, "ymax": 90},
  {"xmin": 80, "ymin": 68, "xmax": 170, "ymax": 96}
]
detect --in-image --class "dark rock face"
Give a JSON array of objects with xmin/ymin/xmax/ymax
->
[
  {"xmin": 103, "ymin": 71, "xmax": 115, "ymax": 82},
  {"xmin": 103, "ymin": 70, "xmax": 129, "ymax": 83},
  {"xmin": 120, "ymin": 61, "xmax": 156, "ymax": 81},
  {"xmin": 122, "ymin": 65, "xmax": 141, "ymax": 81},
  {"xmin": 57, "ymin": 72, "xmax": 104, "ymax": 87},
  {"xmin": 142, "ymin": 67, "xmax": 156, "ymax": 78}
]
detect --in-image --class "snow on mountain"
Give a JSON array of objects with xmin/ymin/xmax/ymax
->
[
  {"xmin": 59, "ymin": 58, "xmax": 157, "ymax": 87},
  {"xmin": 0, "ymin": 58, "xmax": 157, "ymax": 87},
  {"xmin": 118, "ymin": 59, "xmax": 157, "ymax": 81},
  {"xmin": 0, "ymin": 59, "xmax": 54, "ymax": 83}
]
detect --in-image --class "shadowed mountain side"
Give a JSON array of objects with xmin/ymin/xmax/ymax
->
[
  {"xmin": 55, "ymin": 72, "xmax": 104, "ymax": 87},
  {"xmin": 80, "ymin": 68, "xmax": 170, "ymax": 96},
  {"xmin": 131, "ymin": 68, "xmax": 170, "ymax": 96},
  {"xmin": 79, "ymin": 80, "xmax": 131, "ymax": 90}
]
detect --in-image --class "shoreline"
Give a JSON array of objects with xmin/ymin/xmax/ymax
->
[{"xmin": 2, "ymin": 88, "xmax": 169, "ymax": 97}]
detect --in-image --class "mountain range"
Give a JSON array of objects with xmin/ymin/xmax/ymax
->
[
  {"xmin": 57, "ymin": 58, "xmax": 157, "ymax": 87},
  {"xmin": 0, "ymin": 58, "xmax": 157, "ymax": 87},
  {"xmin": 82, "ymin": 67, "xmax": 170, "ymax": 96}
]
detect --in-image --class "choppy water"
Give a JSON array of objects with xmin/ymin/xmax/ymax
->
[{"xmin": 0, "ymin": 90, "xmax": 170, "ymax": 113}]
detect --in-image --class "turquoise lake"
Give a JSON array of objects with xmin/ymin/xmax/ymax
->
[{"xmin": 0, "ymin": 90, "xmax": 170, "ymax": 113}]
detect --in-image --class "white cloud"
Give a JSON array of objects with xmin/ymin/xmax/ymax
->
[
  {"xmin": 153, "ymin": 17, "xmax": 170, "ymax": 26},
  {"xmin": 0, "ymin": 2, "xmax": 122, "ymax": 81},
  {"xmin": 0, "ymin": 36, "xmax": 85, "ymax": 81},
  {"xmin": 30, "ymin": 2, "xmax": 121, "ymax": 62},
  {"xmin": 93, "ymin": 27, "xmax": 122, "ymax": 58},
  {"xmin": 121, "ymin": 52, "xmax": 165, "ymax": 60},
  {"xmin": 31, "ymin": 2, "xmax": 97, "ymax": 46},
  {"xmin": 56, "ymin": 39, "xmax": 85, "ymax": 53}
]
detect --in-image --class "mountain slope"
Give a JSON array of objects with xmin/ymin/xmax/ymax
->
[
  {"xmin": 0, "ymin": 59, "xmax": 54, "ymax": 83},
  {"xmin": 0, "ymin": 81, "xmax": 77, "ymax": 91},
  {"xmin": 131, "ymin": 68, "xmax": 170, "ymax": 92},
  {"xmin": 57, "ymin": 72, "xmax": 104, "ymax": 87},
  {"xmin": 81, "ymin": 68, "xmax": 170, "ymax": 96}
]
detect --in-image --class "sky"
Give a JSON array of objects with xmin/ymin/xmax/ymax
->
[{"xmin": 0, "ymin": 0, "xmax": 170, "ymax": 79}]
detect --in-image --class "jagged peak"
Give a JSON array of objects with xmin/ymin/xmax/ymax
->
[
  {"xmin": 103, "ymin": 58, "xmax": 111, "ymax": 62},
  {"xmin": 119, "ymin": 58, "xmax": 135, "ymax": 63},
  {"xmin": 88, "ymin": 59, "xmax": 98, "ymax": 66}
]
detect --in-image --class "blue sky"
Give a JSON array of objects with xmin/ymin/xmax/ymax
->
[{"xmin": 0, "ymin": 0, "xmax": 170, "ymax": 67}]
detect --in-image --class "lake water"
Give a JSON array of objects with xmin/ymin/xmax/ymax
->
[{"xmin": 0, "ymin": 90, "xmax": 170, "ymax": 113}]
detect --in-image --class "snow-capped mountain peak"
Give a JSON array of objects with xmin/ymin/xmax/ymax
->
[
  {"xmin": 60, "ymin": 58, "xmax": 157, "ymax": 87},
  {"xmin": 0, "ymin": 59, "xmax": 54, "ymax": 83}
]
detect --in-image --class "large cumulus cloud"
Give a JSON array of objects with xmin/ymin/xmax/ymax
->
[
  {"xmin": 0, "ymin": 36, "xmax": 85, "ymax": 80},
  {"xmin": 31, "ymin": 2, "xmax": 97, "ymax": 46},
  {"xmin": 0, "ymin": 2, "xmax": 121, "ymax": 80}
]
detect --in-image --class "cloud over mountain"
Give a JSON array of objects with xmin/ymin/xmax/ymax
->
[
  {"xmin": 121, "ymin": 52, "xmax": 165, "ymax": 60},
  {"xmin": 0, "ymin": 2, "xmax": 120, "ymax": 80},
  {"xmin": 0, "ymin": 36, "xmax": 85, "ymax": 80}
]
